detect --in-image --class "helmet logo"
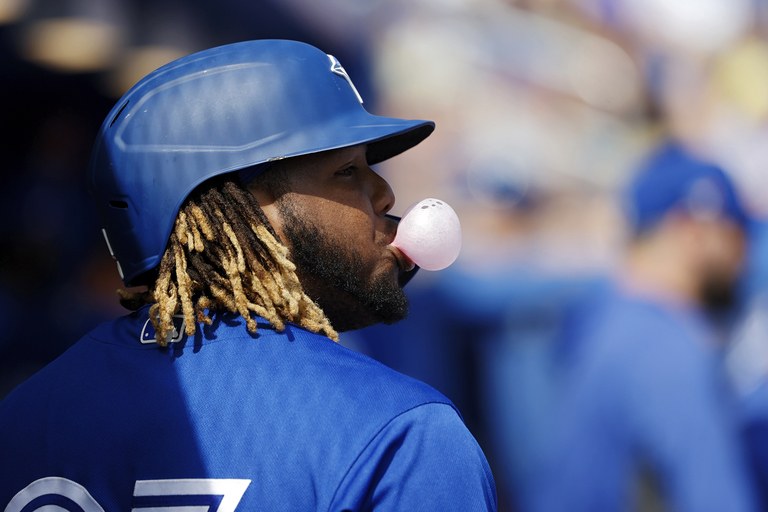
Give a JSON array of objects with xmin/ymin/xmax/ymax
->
[{"xmin": 328, "ymin": 54, "xmax": 364, "ymax": 105}]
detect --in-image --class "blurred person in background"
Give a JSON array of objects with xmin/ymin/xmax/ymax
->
[{"xmin": 530, "ymin": 138, "xmax": 756, "ymax": 512}]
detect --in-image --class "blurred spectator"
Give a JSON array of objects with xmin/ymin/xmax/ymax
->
[{"xmin": 528, "ymin": 139, "xmax": 756, "ymax": 512}]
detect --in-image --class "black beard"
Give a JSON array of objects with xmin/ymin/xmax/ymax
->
[{"xmin": 277, "ymin": 201, "xmax": 408, "ymax": 331}]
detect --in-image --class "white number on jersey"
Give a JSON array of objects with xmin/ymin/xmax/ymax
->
[{"xmin": 6, "ymin": 477, "xmax": 251, "ymax": 511}]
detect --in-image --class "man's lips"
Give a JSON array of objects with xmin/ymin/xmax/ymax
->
[{"xmin": 387, "ymin": 245, "xmax": 415, "ymax": 273}]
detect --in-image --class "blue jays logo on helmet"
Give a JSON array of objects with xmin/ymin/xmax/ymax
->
[
  {"xmin": 328, "ymin": 54, "xmax": 363, "ymax": 104},
  {"xmin": 89, "ymin": 39, "xmax": 434, "ymax": 286}
]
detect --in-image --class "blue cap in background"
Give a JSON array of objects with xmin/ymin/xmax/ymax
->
[{"xmin": 623, "ymin": 139, "xmax": 750, "ymax": 235}]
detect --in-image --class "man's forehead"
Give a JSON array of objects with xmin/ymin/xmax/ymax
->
[
  {"xmin": 318, "ymin": 144, "xmax": 368, "ymax": 162},
  {"xmin": 259, "ymin": 144, "xmax": 370, "ymax": 185}
]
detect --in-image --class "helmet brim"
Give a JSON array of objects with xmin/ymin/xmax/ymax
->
[
  {"xmin": 264, "ymin": 111, "xmax": 434, "ymax": 167},
  {"xmin": 363, "ymin": 118, "xmax": 435, "ymax": 165}
]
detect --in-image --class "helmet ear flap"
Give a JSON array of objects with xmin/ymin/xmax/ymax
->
[{"xmin": 89, "ymin": 39, "xmax": 434, "ymax": 287}]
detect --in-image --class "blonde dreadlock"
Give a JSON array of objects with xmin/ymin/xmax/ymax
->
[{"xmin": 119, "ymin": 178, "xmax": 338, "ymax": 346}]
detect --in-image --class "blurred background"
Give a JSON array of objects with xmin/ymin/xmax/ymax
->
[{"xmin": 4, "ymin": 0, "xmax": 768, "ymax": 510}]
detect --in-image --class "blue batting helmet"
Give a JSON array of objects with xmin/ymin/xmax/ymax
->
[{"xmin": 89, "ymin": 39, "xmax": 435, "ymax": 286}]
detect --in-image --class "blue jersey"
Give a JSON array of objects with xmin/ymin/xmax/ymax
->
[
  {"xmin": 533, "ymin": 284, "xmax": 757, "ymax": 512},
  {"xmin": 0, "ymin": 306, "xmax": 496, "ymax": 511}
]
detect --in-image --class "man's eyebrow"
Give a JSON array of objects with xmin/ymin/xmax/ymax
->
[
  {"xmin": 330, "ymin": 148, "xmax": 364, "ymax": 167},
  {"xmin": 338, "ymin": 158, "xmax": 357, "ymax": 168}
]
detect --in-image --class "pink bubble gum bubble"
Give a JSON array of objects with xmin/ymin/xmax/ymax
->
[{"xmin": 391, "ymin": 198, "xmax": 462, "ymax": 271}]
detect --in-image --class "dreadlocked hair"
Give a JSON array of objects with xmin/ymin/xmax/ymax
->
[{"xmin": 118, "ymin": 178, "xmax": 338, "ymax": 346}]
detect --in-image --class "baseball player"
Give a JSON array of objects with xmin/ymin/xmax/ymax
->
[
  {"xmin": 0, "ymin": 40, "xmax": 497, "ymax": 511},
  {"xmin": 530, "ymin": 140, "xmax": 756, "ymax": 512}
]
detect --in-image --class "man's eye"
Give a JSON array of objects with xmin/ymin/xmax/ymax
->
[{"xmin": 335, "ymin": 166, "xmax": 355, "ymax": 177}]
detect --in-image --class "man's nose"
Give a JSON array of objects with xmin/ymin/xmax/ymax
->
[{"xmin": 370, "ymin": 169, "xmax": 395, "ymax": 216}]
